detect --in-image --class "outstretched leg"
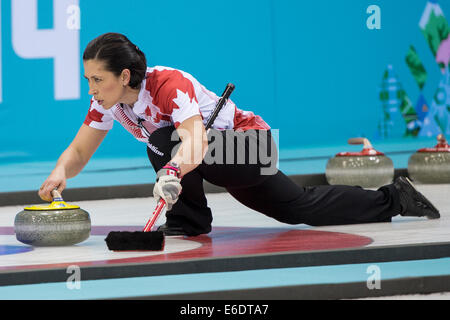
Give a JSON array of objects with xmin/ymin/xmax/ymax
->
[{"xmin": 226, "ymin": 170, "xmax": 401, "ymax": 226}]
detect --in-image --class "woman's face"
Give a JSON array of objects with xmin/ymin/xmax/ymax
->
[{"xmin": 83, "ymin": 59, "xmax": 126, "ymax": 109}]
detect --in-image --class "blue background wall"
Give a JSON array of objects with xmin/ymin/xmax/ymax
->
[{"xmin": 0, "ymin": 0, "xmax": 449, "ymax": 192}]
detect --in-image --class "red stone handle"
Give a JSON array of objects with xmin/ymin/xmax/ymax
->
[{"xmin": 348, "ymin": 137, "xmax": 373, "ymax": 149}]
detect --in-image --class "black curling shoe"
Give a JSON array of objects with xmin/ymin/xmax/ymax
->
[
  {"xmin": 394, "ymin": 176, "xmax": 440, "ymax": 219},
  {"xmin": 156, "ymin": 223, "xmax": 188, "ymax": 236}
]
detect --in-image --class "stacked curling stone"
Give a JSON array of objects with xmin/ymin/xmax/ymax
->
[
  {"xmin": 408, "ymin": 134, "xmax": 450, "ymax": 184},
  {"xmin": 326, "ymin": 138, "xmax": 394, "ymax": 188},
  {"xmin": 14, "ymin": 190, "xmax": 91, "ymax": 246}
]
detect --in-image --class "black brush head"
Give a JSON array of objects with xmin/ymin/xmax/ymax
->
[{"xmin": 105, "ymin": 231, "xmax": 165, "ymax": 251}]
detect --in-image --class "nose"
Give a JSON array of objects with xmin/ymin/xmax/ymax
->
[
  {"xmin": 88, "ymin": 82, "xmax": 97, "ymax": 96},
  {"xmin": 88, "ymin": 87, "xmax": 97, "ymax": 96}
]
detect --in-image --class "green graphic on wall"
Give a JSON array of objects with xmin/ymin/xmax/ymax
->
[
  {"xmin": 378, "ymin": 65, "xmax": 419, "ymax": 138},
  {"xmin": 405, "ymin": 45, "xmax": 428, "ymax": 90},
  {"xmin": 420, "ymin": 0, "xmax": 450, "ymax": 72}
]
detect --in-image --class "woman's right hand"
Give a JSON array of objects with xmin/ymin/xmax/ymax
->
[{"xmin": 39, "ymin": 166, "xmax": 67, "ymax": 202}]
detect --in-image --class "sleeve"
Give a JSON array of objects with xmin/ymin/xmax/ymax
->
[
  {"xmin": 147, "ymin": 69, "xmax": 201, "ymax": 129},
  {"xmin": 170, "ymin": 86, "xmax": 201, "ymax": 128},
  {"xmin": 83, "ymin": 98, "xmax": 114, "ymax": 131}
]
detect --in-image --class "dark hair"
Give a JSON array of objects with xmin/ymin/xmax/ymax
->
[{"xmin": 83, "ymin": 33, "xmax": 147, "ymax": 89}]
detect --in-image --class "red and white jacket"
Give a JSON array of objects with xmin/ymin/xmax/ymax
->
[{"xmin": 84, "ymin": 66, "xmax": 270, "ymax": 145}]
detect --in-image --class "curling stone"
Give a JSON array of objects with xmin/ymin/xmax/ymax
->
[
  {"xmin": 326, "ymin": 137, "xmax": 394, "ymax": 188},
  {"xmin": 407, "ymin": 134, "xmax": 450, "ymax": 184},
  {"xmin": 14, "ymin": 190, "xmax": 91, "ymax": 246}
]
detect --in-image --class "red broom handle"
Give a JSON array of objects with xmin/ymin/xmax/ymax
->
[{"xmin": 143, "ymin": 198, "xmax": 166, "ymax": 232}]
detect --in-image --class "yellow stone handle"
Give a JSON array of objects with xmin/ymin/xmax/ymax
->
[{"xmin": 51, "ymin": 189, "xmax": 64, "ymax": 202}]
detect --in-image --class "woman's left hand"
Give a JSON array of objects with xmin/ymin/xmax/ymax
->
[{"xmin": 153, "ymin": 165, "xmax": 182, "ymax": 210}]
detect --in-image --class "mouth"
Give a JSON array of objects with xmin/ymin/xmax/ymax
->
[{"xmin": 97, "ymin": 100, "xmax": 104, "ymax": 105}]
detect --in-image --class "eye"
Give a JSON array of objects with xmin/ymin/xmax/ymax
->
[{"xmin": 94, "ymin": 78, "xmax": 102, "ymax": 83}]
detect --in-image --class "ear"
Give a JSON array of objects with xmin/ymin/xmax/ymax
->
[{"xmin": 121, "ymin": 69, "xmax": 131, "ymax": 86}]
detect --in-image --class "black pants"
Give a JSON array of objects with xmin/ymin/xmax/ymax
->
[{"xmin": 147, "ymin": 126, "xmax": 402, "ymax": 236}]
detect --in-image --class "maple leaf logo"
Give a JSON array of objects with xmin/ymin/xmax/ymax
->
[
  {"xmin": 172, "ymin": 89, "xmax": 198, "ymax": 110},
  {"xmin": 145, "ymin": 106, "xmax": 152, "ymax": 117}
]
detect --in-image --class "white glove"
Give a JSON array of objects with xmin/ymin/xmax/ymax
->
[{"xmin": 153, "ymin": 164, "xmax": 182, "ymax": 211}]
